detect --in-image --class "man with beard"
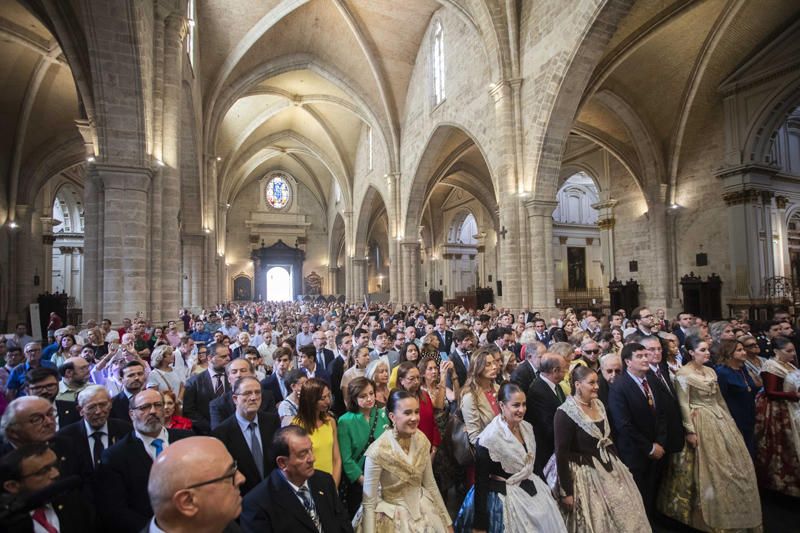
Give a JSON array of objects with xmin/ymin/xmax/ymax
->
[
  {"xmin": 209, "ymin": 358, "xmax": 276, "ymax": 430},
  {"xmin": 96, "ymin": 388, "xmax": 192, "ymax": 532},
  {"xmin": 56, "ymin": 357, "xmax": 91, "ymax": 403},
  {"xmin": 109, "ymin": 360, "xmax": 146, "ymax": 422}
]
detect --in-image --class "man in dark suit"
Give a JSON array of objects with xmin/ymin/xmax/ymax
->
[
  {"xmin": 109, "ymin": 360, "xmax": 146, "ymax": 422},
  {"xmin": 608, "ymin": 343, "xmax": 668, "ymax": 518},
  {"xmin": 183, "ymin": 344, "xmax": 232, "ymax": 432},
  {"xmin": 298, "ymin": 345, "xmax": 331, "ymax": 386},
  {"xmin": 262, "ymin": 347, "xmax": 292, "ymax": 403},
  {"xmin": 23, "ymin": 367, "xmax": 81, "ymax": 429},
  {"xmin": 598, "ymin": 353, "xmax": 622, "ymax": 407},
  {"xmin": 329, "ymin": 333, "xmax": 352, "ymax": 417},
  {"xmin": 525, "ymin": 354, "xmax": 567, "ymax": 477},
  {"xmin": 311, "ymin": 330, "xmax": 335, "ymax": 373},
  {"xmin": 532, "ymin": 318, "xmax": 552, "ymax": 347},
  {"xmin": 147, "ymin": 436, "xmax": 244, "ymax": 533},
  {"xmin": 641, "ymin": 336, "xmax": 685, "ymax": 454},
  {"xmin": 213, "ymin": 376, "xmax": 280, "ymax": 496},
  {"xmin": 210, "ymin": 358, "xmax": 276, "ymax": 430},
  {"xmin": 510, "ymin": 342, "xmax": 540, "ymax": 393},
  {"xmin": 672, "ymin": 311, "xmax": 693, "ymax": 347},
  {"xmin": 55, "ymin": 385, "xmax": 131, "ymax": 481},
  {"xmin": 97, "ymin": 389, "xmax": 192, "ymax": 532},
  {"xmin": 241, "ymin": 425, "xmax": 352, "ymax": 532},
  {"xmin": 446, "ymin": 328, "xmax": 474, "ymax": 391},
  {"xmin": 0, "ymin": 443, "xmax": 96, "ymax": 532},
  {"xmin": 433, "ymin": 315, "xmax": 453, "ymax": 357}
]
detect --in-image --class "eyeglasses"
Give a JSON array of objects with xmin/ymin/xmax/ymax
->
[
  {"xmin": 28, "ymin": 382, "xmax": 59, "ymax": 392},
  {"xmin": 131, "ymin": 402, "xmax": 164, "ymax": 412},
  {"xmin": 234, "ymin": 390, "xmax": 262, "ymax": 398},
  {"xmin": 583, "ymin": 349, "xmax": 600, "ymax": 355},
  {"xmin": 83, "ymin": 401, "xmax": 111, "ymax": 413},
  {"xmin": 184, "ymin": 461, "xmax": 239, "ymax": 490},
  {"xmin": 24, "ymin": 408, "xmax": 57, "ymax": 426},
  {"xmin": 605, "ymin": 369, "xmax": 622, "ymax": 375}
]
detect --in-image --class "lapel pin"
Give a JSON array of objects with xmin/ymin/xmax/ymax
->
[{"xmin": 318, "ymin": 490, "xmax": 324, "ymax": 495}]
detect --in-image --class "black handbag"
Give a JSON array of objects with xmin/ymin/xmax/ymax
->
[{"xmin": 447, "ymin": 408, "xmax": 475, "ymax": 467}]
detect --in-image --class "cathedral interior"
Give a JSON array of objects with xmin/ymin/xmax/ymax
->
[{"xmin": 1, "ymin": 0, "xmax": 800, "ymax": 327}]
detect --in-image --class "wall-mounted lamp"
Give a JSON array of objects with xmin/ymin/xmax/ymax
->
[
  {"xmin": 86, "ymin": 156, "xmax": 95, "ymax": 163},
  {"xmin": 203, "ymin": 227, "xmax": 211, "ymax": 234},
  {"xmin": 8, "ymin": 221, "xmax": 19, "ymax": 229}
]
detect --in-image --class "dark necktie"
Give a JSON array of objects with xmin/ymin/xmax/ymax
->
[
  {"xmin": 297, "ymin": 485, "xmax": 321, "ymax": 531},
  {"xmin": 641, "ymin": 378, "xmax": 655, "ymax": 410},
  {"xmin": 214, "ymin": 373, "xmax": 225, "ymax": 397},
  {"xmin": 555, "ymin": 384, "xmax": 566, "ymax": 404},
  {"xmin": 655, "ymin": 367, "xmax": 672, "ymax": 396},
  {"xmin": 91, "ymin": 431, "xmax": 105, "ymax": 468},
  {"xmin": 248, "ymin": 422, "xmax": 264, "ymax": 478}
]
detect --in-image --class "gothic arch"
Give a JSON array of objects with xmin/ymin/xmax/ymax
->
[
  {"xmin": 354, "ymin": 186, "xmax": 390, "ymax": 258},
  {"xmin": 403, "ymin": 123, "xmax": 496, "ymax": 241}
]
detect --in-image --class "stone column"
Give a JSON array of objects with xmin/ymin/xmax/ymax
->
[
  {"xmin": 10, "ymin": 205, "xmax": 35, "ymax": 323},
  {"xmin": 327, "ymin": 266, "xmax": 339, "ymax": 295},
  {"xmin": 775, "ymin": 196, "xmax": 790, "ymax": 278},
  {"xmin": 594, "ymin": 197, "xmax": 618, "ymax": 300},
  {"xmin": 158, "ymin": 12, "xmax": 187, "ymax": 321},
  {"xmin": 351, "ymin": 258, "xmax": 367, "ymax": 300},
  {"xmin": 96, "ymin": 164, "xmax": 152, "ymax": 321},
  {"xmin": 59, "ymin": 247, "xmax": 74, "ymax": 296},
  {"xmin": 83, "ymin": 166, "xmax": 102, "ymax": 320},
  {"xmin": 72, "ymin": 247, "xmax": 83, "ymax": 307},
  {"xmin": 40, "ymin": 217, "xmax": 55, "ymax": 293},
  {"xmin": 524, "ymin": 200, "xmax": 558, "ymax": 312},
  {"xmin": 204, "ymin": 157, "xmax": 219, "ymax": 306},
  {"xmin": 401, "ymin": 241, "xmax": 420, "ymax": 303}
]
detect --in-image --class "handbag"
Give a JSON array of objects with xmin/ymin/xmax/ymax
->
[{"xmin": 447, "ymin": 408, "xmax": 475, "ymax": 467}]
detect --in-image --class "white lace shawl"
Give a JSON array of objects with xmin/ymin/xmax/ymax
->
[
  {"xmin": 477, "ymin": 415, "xmax": 536, "ymax": 485},
  {"xmin": 557, "ymin": 396, "xmax": 613, "ymax": 463}
]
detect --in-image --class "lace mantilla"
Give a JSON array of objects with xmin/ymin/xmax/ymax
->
[
  {"xmin": 478, "ymin": 416, "xmax": 537, "ymax": 485},
  {"xmin": 557, "ymin": 397, "xmax": 613, "ymax": 464}
]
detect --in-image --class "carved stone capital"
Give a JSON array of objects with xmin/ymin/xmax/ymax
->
[
  {"xmin": 722, "ymin": 189, "xmax": 762, "ymax": 206},
  {"xmin": 597, "ymin": 218, "xmax": 616, "ymax": 230},
  {"xmin": 776, "ymin": 195, "xmax": 789, "ymax": 209}
]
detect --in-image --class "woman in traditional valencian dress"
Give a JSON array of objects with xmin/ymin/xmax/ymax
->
[
  {"xmin": 659, "ymin": 335, "xmax": 762, "ymax": 532},
  {"xmin": 754, "ymin": 335, "xmax": 800, "ymax": 497},
  {"xmin": 554, "ymin": 366, "xmax": 650, "ymax": 533},
  {"xmin": 454, "ymin": 383, "xmax": 566, "ymax": 533},
  {"xmin": 357, "ymin": 389, "xmax": 452, "ymax": 533}
]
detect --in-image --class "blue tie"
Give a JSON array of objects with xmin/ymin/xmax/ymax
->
[
  {"xmin": 151, "ymin": 438, "xmax": 164, "ymax": 457},
  {"xmin": 298, "ymin": 486, "xmax": 321, "ymax": 531}
]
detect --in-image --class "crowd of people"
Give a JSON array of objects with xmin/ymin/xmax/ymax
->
[{"xmin": 0, "ymin": 301, "xmax": 798, "ymax": 532}]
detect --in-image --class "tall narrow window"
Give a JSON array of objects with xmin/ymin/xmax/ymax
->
[
  {"xmin": 432, "ymin": 20, "xmax": 445, "ymax": 106},
  {"xmin": 367, "ymin": 126, "xmax": 374, "ymax": 171},
  {"xmin": 187, "ymin": 0, "xmax": 196, "ymax": 69}
]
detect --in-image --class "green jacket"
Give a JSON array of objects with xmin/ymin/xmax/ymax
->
[{"xmin": 337, "ymin": 407, "xmax": 389, "ymax": 483}]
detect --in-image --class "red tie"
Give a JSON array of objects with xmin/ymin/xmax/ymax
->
[
  {"xmin": 641, "ymin": 378, "xmax": 655, "ymax": 410},
  {"xmin": 32, "ymin": 507, "xmax": 58, "ymax": 533}
]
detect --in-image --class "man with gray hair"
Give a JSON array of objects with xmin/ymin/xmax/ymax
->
[
  {"xmin": 0, "ymin": 396, "xmax": 57, "ymax": 454},
  {"xmin": 598, "ymin": 353, "xmax": 622, "ymax": 406},
  {"xmin": 55, "ymin": 385, "xmax": 131, "ymax": 478},
  {"xmin": 510, "ymin": 341, "xmax": 544, "ymax": 394},
  {"xmin": 147, "ymin": 436, "xmax": 245, "ymax": 533},
  {"xmin": 96, "ymin": 388, "xmax": 193, "ymax": 532}
]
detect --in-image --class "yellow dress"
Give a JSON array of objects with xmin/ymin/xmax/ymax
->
[{"xmin": 294, "ymin": 417, "xmax": 335, "ymax": 475}]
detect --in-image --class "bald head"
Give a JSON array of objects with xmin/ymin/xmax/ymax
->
[
  {"xmin": 0, "ymin": 396, "xmax": 56, "ymax": 446},
  {"xmin": 149, "ymin": 437, "xmax": 244, "ymax": 528}
]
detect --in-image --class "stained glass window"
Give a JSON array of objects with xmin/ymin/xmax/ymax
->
[{"xmin": 265, "ymin": 176, "xmax": 290, "ymax": 209}]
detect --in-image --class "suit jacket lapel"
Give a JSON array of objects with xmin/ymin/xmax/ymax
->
[{"xmin": 271, "ymin": 472, "xmax": 318, "ymax": 532}]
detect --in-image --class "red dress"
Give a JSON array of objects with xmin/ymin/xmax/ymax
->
[
  {"xmin": 417, "ymin": 390, "xmax": 441, "ymax": 448},
  {"xmin": 754, "ymin": 369, "xmax": 800, "ymax": 496},
  {"xmin": 167, "ymin": 415, "xmax": 193, "ymax": 431}
]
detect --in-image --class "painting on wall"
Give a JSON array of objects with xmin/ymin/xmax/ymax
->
[
  {"xmin": 233, "ymin": 275, "xmax": 252, "ymax": 301},
  {"xmin": 567, "ymin": 247, "xmax": 587, "ymax": 290},
  {"xmin": 304, "ymin": 271, "xmax": 323, "ymax": 295}
]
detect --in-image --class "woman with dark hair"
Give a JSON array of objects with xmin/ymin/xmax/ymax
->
[
  {"xmin": 338, "ymin": 377, "xmax": 389, "ymax": 517},
  {"xmin": 396, "ymin": 360, "xmax": 441, "ymax": 452},
  {"xmin": 715, "ymin": 338, "xmax": 758, "ymax": 457},
  {"xmin": 357, "ymin": 389, "xmax": 452, "ymax": 533},
  {"xmin": 455, "ymin": 382, "xmax": 566, "ymax": 533},
  {"xmin": 342, "ymin": 346, "xmax": 371, "ymax": 407},
  {"xmin": 658, "ymin": 335, "xmax": 762, "ymax": 531},
  {"xmin": 52, "ymin": 333, "xmax": 77, "ymax": 367},
  {"xmin": 555, "ymin": 366, "xmax": 649, "ymax": 532},
  {"xmin": 389, "ymin": 342, "xmax": 420, "ymax": 389},
  {"xmin": 293, "ymin": 377, "xmax": 342, "ymax": 486},
  {"xmin": 754, "ymin": 334, "xmax": 800, "ymax": 496}
]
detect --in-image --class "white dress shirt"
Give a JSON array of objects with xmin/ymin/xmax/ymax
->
[
  {"xmin": 85, "ymin": 420, "xmax": 109, "ymax": 464},
  {"xmin": 30, "ymin": 504, "xmax": 60, "ymax": 533},
  {"xmin": 136, "ymin": 426, "xmax": 170, "ymax": 462}
]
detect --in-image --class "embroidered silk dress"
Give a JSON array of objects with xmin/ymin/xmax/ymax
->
[
  {"xmin": 659, "ymin": 365, "xmax": 762, "ymax": 532},
  {"xmin": 554, "ymin": 397, "xmax": 650, "ymax": 533},
  {"xmin": 356, "ymin": 429, "xmax": 451, "ymax": 533},
  {"xmin": 754, "ymin": 358, "xmax": 800, "ymax": 497}
]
